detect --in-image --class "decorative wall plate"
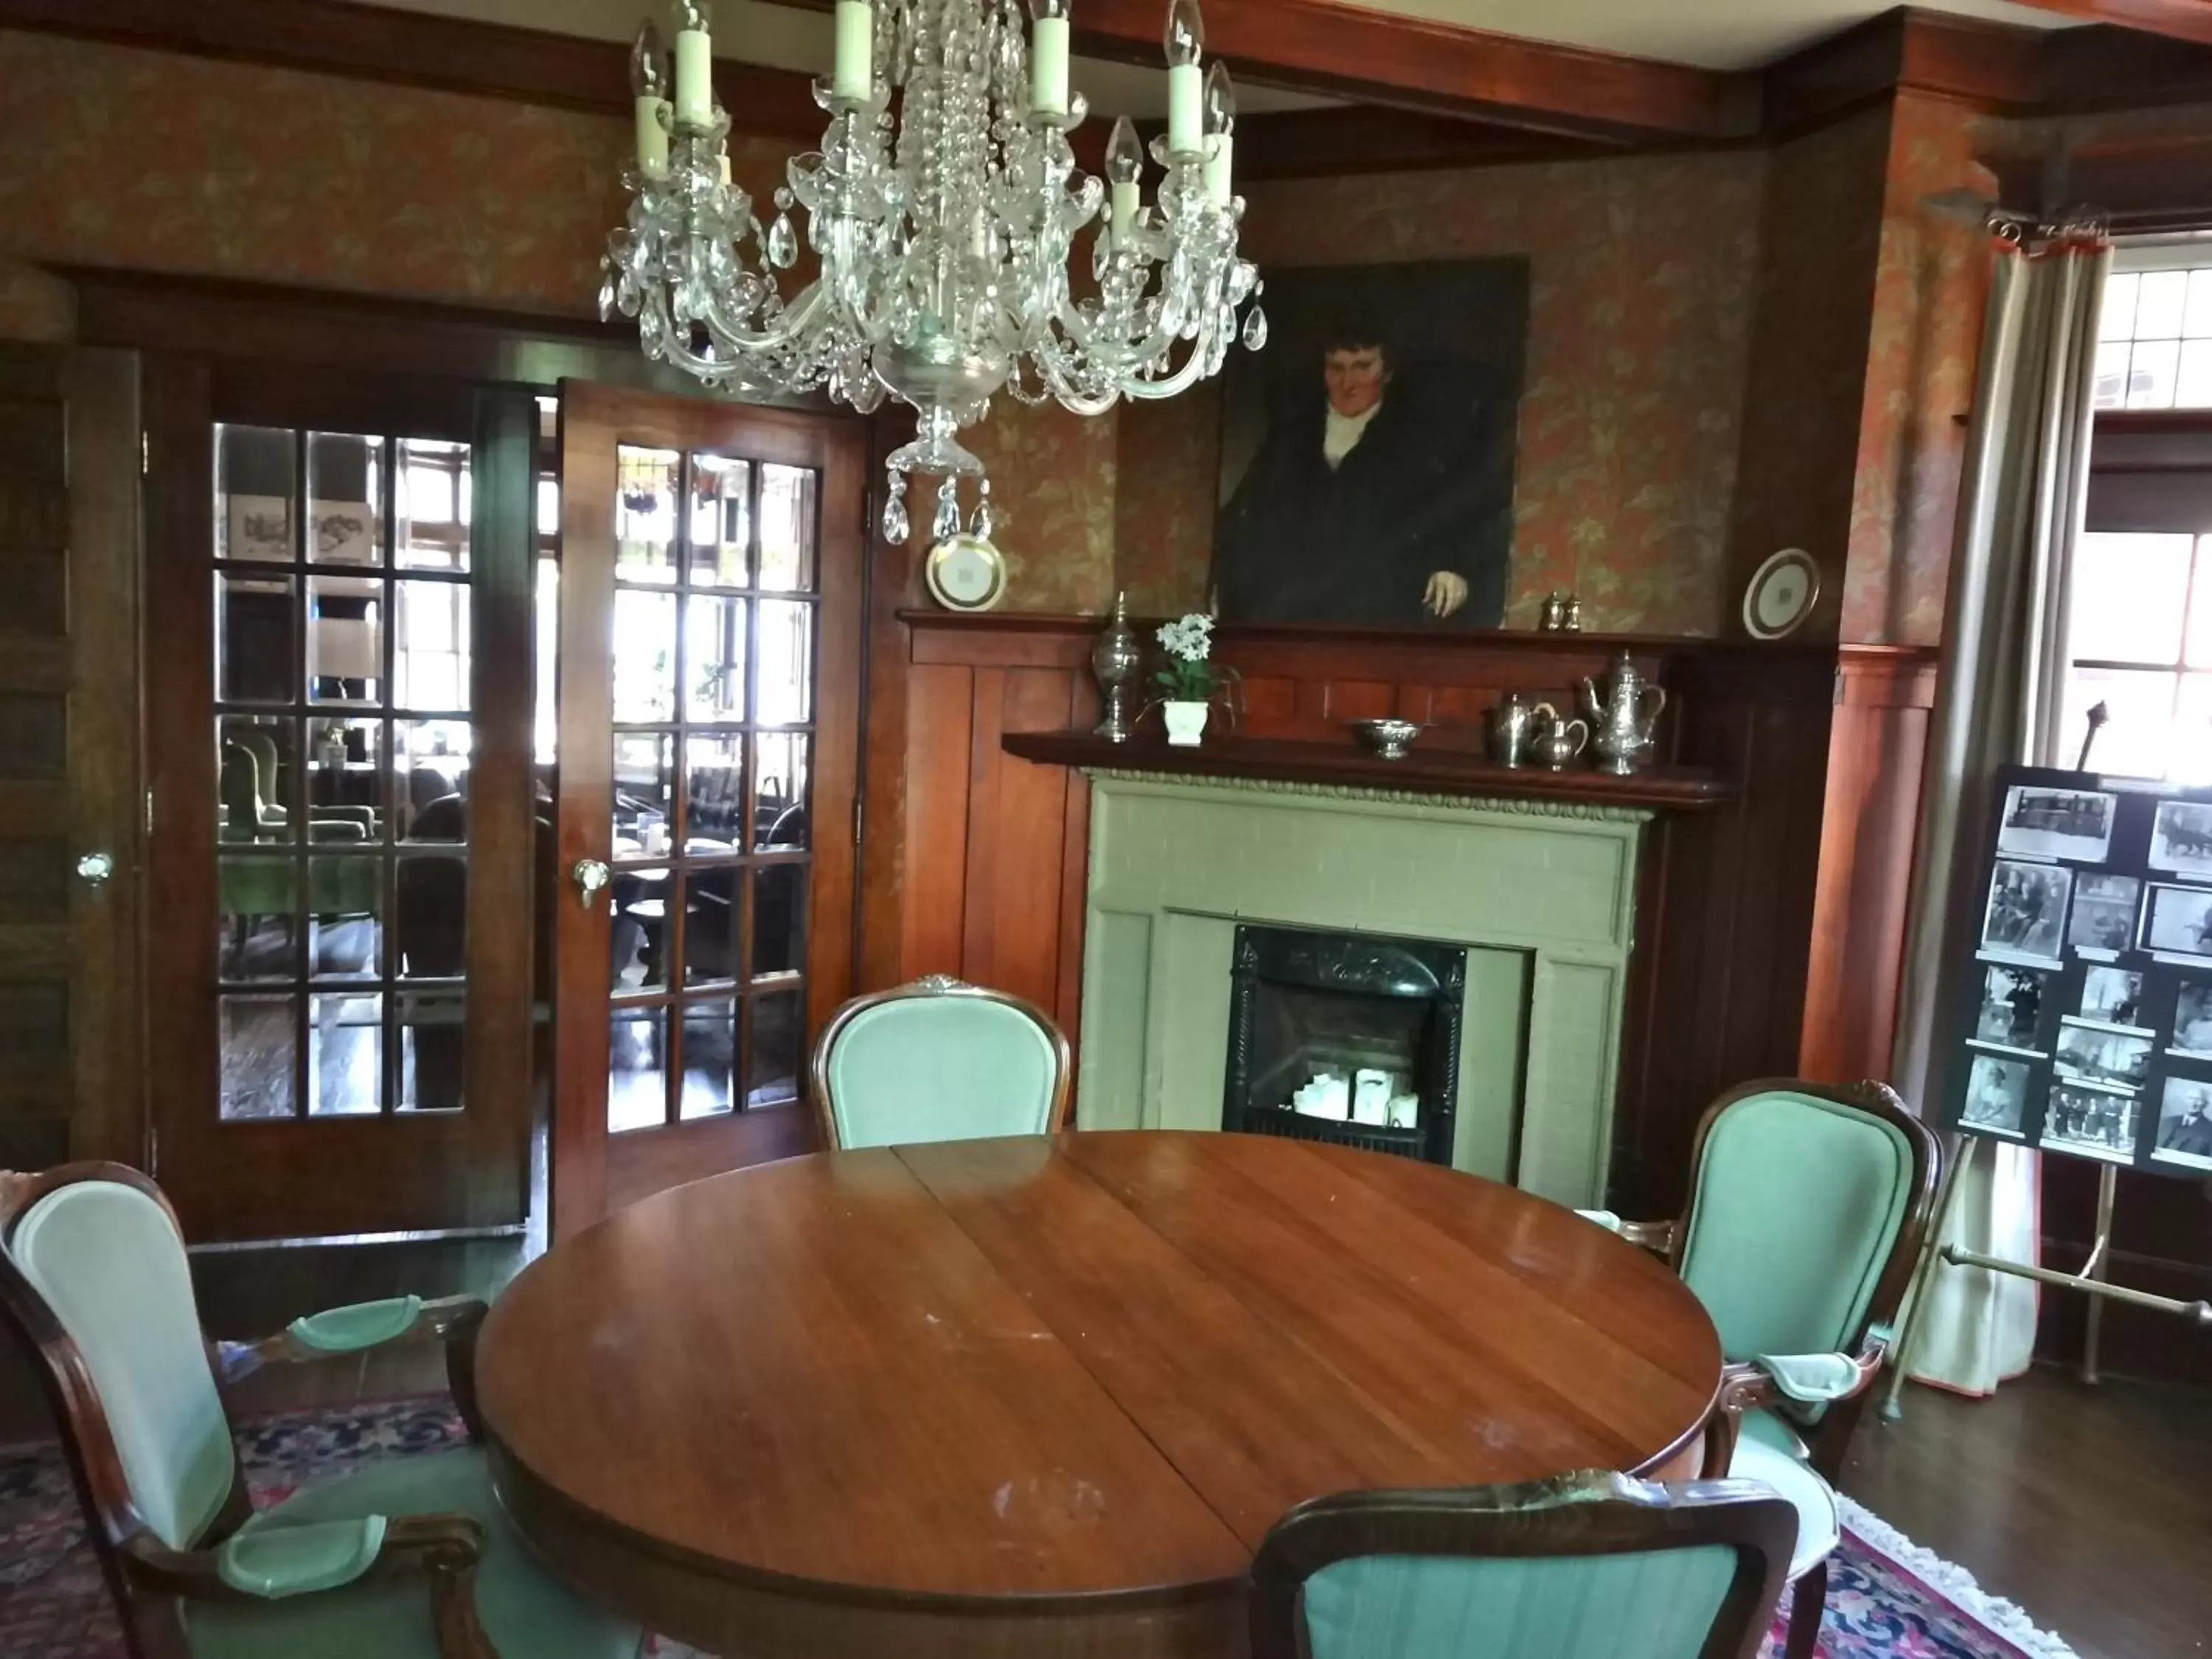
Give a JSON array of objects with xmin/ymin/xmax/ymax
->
[
  {"xmin": 1743, "ymin": 547, "xmax": 1820, "ymax": 640},
  {"xmin": 924, "ymin": 533, "xmax": 1007, "ymax": 611}
]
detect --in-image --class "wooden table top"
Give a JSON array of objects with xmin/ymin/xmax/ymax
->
[{"xmin": 476, "ymin": 1132, "xmax": 1721, "ymax": 1652}]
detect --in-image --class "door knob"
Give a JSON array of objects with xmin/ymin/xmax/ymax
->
[
  {"xmin": 76, "ymin": 852, "xmax": 114, "ymax": 886},
  {"xmin": 572, "ymin": 858, "xmax": 611, "ymax": 908}
]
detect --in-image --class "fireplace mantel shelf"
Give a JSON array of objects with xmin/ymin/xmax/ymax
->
[{"xmin": 1002, "ymin": 732, "xmax": 1738, "ymax": 811}]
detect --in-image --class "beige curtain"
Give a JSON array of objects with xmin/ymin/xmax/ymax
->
[{"xmin": 1891, "ymin": 232, "xmax": 2110, "ymax": 1397}]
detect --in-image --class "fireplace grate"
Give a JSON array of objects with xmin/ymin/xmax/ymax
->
[{"xmin": 1222, "ymin": 924, "xmax": 1466, "ymax": 1168}]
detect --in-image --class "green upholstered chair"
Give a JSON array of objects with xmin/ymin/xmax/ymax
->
[
  {"xmin": 809, "ymin": 974, "xmax": 1073, "ymax": 1150},
  {"xmin": 0, "ymin": 1164, "xmax": 642, "ymax": 1659},
  {"xmin": 1249, "ymin": 1470, "xmax": 1798, "ymax": 1659},
  {"xmin": 1579, "ymin": 1079, "xmax": 1941, "ymax": 1659}
]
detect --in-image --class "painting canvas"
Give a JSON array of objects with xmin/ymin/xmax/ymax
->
[{"xmin": 1211, "ymin": 257, "xmax": 1528, "ymax": 629}]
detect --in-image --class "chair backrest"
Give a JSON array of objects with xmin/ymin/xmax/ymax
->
[
  {"xmin": 218, "ymin": 742, "xmax": 264, "ymax": 841},
  {"xmin": 810, "ymin": 976, "xmax": 1072, "ymax": 1150},
  {"xmin": 1250, "ymin": 1472, "xmax": 1796, "ymax": 1659},
  {"xmin": 1674, "ymin": 1080, "xmax": 1938, "ymax": 1363},
  {"xmin": 0, "ymin": 1167, "xmax": 238, "ymax": 1552}
]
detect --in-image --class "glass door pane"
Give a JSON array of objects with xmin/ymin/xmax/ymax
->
[
  {"xmin": 605, "ymin": 442, "xmax": 821, "ymax": 1133},
  {"xmin": 212, "ymin": 422, "xmax": 474, "ymax": 1121}
]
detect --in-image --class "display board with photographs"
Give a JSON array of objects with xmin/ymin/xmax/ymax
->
[{"xmin": 1944, "ymin": 765, "xmax": 2212, "ymax": 1178}]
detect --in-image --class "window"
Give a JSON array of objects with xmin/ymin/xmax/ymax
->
[
  {"xmin": 2096, "ymin": 263, "xmax": 2212, "ymax": 409},
  {"xmin": 2067, "ymin": 248, "xmax": 2212, "ymax": 782},
  {"xmin": 2062, "ymin": 532, "xmax": 2212, "ymax": 783}
]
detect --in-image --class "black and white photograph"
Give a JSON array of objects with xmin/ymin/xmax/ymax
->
[
  {"xmin": 1996, "ymin": 783, "xmax": 2115, "ymax": 863},
  {"xmin": 2138, "ymin": 881, "xmax": 2212, "ymax": 963},
  {"xmin": 2078, "ymin": 966, "xmax": 2147, "ymax": 1032},
  {"xmin": 1962, "ymin": 1054, "xmax": 2033, "ymax": 1136},
  {"xmin": 2174, "ymin": 981, "xmax": 2212, "ymax": 1057},
  {"xmin": 1211, "ymin": 259, "xmax": 1526, "ymax": 628},
  {"xmin": 1979, "ymin": 859, "xmax": 2073, "ymax": 963},
  {"xmin": 2041, "ymin": 1083, "xmax": 2141, "ymax": 1164},
  {"xmin": 2154, "ymin": 1079, "xmax": 2212, "ymax": 1170},
  {"xmin": 1973, "ymin": 964, "xmax": 2048, "ymax": 1051},
  {"xmin": 2055, "ymin": 1024, "xmax": 2154, "ymax": 1087},
  {"xmin": 2065, "ymin": 873, "xmax": 2140, "ymax": 956},
  {"xmin": 2149, "ymin": 799, "xmax": 2212, "ymax": 880}
]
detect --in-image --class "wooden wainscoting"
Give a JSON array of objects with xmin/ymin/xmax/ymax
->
[
  {"xmin": 895, "ymin": 618, "xmax": 1098, "ymax": 1048},
  {"xmin": 866, "ymin": 613, "xmax": 1941, "ymax": 1215}
]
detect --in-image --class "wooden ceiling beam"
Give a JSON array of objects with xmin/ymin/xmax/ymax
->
[
  {"xmin": 753, "ymin": 0, "xmax": 1759, "ymax": 142},
  {"xmin": 1983, "ymin": 0, "xmax": 2212, "ymax": 46},
  {"xmin": 0, "ymin": 0, "xmax": 827, "ymax": 137}
]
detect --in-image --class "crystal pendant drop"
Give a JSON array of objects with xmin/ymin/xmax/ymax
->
[
  {"xmin": 972, "ymin": 479, "xmax": 995, "ymax": 540},
  {"xmin": 882, "ymin": 474, "xmax": 909, "ymax": 544},
  {"xmin": 933, "ymin": 478, "xmax": 962, "ymax": 543},
  {"xmin": 766, "ymin": 213, "xmax": 799, "ymax": 270},
  {"xmin": 1242, "ymin": 305, "xmax": 1268, "ymax": 350}
]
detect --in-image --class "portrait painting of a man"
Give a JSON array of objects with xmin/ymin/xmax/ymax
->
[{"xmin": 1210, "ymin": 257, "xmax": 1527, "ymax": 629}]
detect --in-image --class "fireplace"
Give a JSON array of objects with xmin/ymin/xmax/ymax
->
[{"xmin": 1223, "ymin": 925, "xmax": 1466, "ymax": 1165}]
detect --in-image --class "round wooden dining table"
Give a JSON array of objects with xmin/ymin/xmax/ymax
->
[{"xmin": 477, "ymin": 1130, "xmax": 1722, "ymax": 1659}]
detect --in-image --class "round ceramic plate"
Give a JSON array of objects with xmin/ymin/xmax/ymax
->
[
  {"xmin": 925, "ymin": 533, "xmax": 1007, "ymax": 612},
  {"xmin": 1743, "ymin": 547, "xmax": 1820, "ymax": 640}
]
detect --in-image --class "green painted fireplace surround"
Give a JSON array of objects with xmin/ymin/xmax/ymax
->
[{"xmin": 1075, "ymin": 772, "xmax": 1649, "ymax": 1208}]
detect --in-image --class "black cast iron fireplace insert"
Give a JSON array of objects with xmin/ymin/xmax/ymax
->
[{"xmin": 1222, "ymin": 924, "xmax": 1466, "ymax": 1165}]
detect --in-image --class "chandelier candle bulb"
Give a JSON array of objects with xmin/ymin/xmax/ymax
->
[
  {"xmin": 1203, "ymin": 60, "xmax": 1234, "ymax": 204},
  {"xmin": 630, "ymin": 24, "xmax": 670, "ymax": 178},
  {"xmin": 672, "ymin": 4, "xmax": 714, "ymax": 128},
  {"xmin": 832, "ymin": 0, "xmax": 874, "ymax": 101},
  {"xmin": 1106, "ymin": 116, "xmax": 1144, "ymax": 237},
  {"xmin": 636, "ymin": 98, "xmax": 671, "ymax": 176},
  {"xmin": 1164, "ymin": 0, "xmax": 1206, "ymax": 153},
  {"xmin": 1029, "ymin": 0, "xmax": 1071, "ymax": 116}
]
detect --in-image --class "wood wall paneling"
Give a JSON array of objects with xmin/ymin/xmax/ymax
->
[
  {"xmin": 883, "ymin": 616, "xmax": 1938, "ymax": 1211},
  {"xmin": 1800, "ymin": 650, "xmax": 1940, "ymax": 1085}
]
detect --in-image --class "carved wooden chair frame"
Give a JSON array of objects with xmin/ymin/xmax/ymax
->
[
  {"xmin": 0, "ymin": 1163, "xmax": 495, "ymax": 1659},
  {"xmin": 1248, "ymin": 1470, "xmax": 1799, "ymax": 1659},
  {"xmin": 807, "ymin": 973, "xmax": 1074, "ymax": 1149},
  {"xmin": 1609, "ymin": 1079, "xmax": 1941, "ymax": 1486}
]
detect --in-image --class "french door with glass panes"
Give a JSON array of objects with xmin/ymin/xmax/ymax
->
[
  {"xmin": 552, "ymin": 383, "xmax": 864, "ymax": 1237},
  {"xmin": 145, "ymin": 375, "xmax": 538, "ymax": 1243}
]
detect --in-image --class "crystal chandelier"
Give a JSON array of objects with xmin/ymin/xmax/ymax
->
[{"xmin": 605, "ymin": 0, "xmax": 1265, "ymax": 543}]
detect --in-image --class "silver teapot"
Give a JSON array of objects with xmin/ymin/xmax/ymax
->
[
  {"xmin": 1578, "ymin": 650, "xmax": 1666, "ymax": 776},
  {"xmin": 1485, "ymin": 692, "xmax": 1557, "ymax": 768}
]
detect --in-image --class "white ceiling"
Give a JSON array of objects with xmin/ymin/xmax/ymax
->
[
  {"xmin": 367, "ymin": 0, "xmax": 2072, "ymax": 114},
  {"xmin": 1341, "ymin": 0, "xmax": 2065, "ymax": 72}
]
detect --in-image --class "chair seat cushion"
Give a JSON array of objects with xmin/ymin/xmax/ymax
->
[
  {"xmin": 1728, "ymin": 1434, "xmax": 1840, "ymax": 1583},
  {"xmin": 182, "ymin": 1448, "xmax": 639, "ymax": 1659}
]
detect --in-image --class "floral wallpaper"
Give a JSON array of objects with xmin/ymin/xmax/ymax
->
[
  {"xmin": 1843, "ymin": 93, "xmax": 1992, "ymax": 647},
  {"xmin": 1723, "ymin": 107, "xmax": 1894, "ymax": 644},
  {"xmin": 966, "ymin": 398, "xmax": 1119, "ymax": 613},
  {"xmin": 0, "ymin": 29, "xmax": 1982, "ymax": 634},
  {"xmin": 0, "ymin": 32, "xmax": 638, "ymax": 314},
  {"xmin": 1114, "ymin": 150, "xmax": 1767, "ymax": 633}
]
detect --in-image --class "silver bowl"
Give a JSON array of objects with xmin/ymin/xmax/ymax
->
[{"xmin": 1350, "ymin": 718, "xmax": 1422, "ymax": 760}]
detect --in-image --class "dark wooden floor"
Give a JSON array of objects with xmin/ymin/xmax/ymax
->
[{"xmin": 1844, "ymin": 1366, "xmax": 2212, "ymax": 1659}]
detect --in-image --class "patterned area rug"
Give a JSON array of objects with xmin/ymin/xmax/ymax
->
[{"xmin": 0, "ymin": 1397, "xmax": 2078, "ymax": 1658}]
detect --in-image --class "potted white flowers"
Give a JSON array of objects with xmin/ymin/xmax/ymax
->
[{"xmin": 1154, "ymin": 613, "xmax": 1226, "ymax": 747}]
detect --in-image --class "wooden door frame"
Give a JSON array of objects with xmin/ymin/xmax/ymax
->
[
  {"xmin": 139, "ymin": 361, "xmax": 540, "ymax": 1241},
  {"xmin": 551, "ymin": 380, "xmax": 868, "ymax": 1237}
]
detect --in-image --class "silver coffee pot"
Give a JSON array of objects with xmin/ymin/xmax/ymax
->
[
  {"xmin": 1485, "ymin": 691, "xmax": 1557, "ymax": 768},
  {"xmin": 1578, "ymin": 650, "xmax": 1666, "ymax": 776}
]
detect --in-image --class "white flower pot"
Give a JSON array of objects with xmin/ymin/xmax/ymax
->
[{"xmin": 1163, "ymin": 699, "xmax": 1211, "ymax": 748}]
